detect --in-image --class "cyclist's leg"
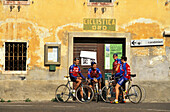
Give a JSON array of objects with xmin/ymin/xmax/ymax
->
[
  {"xmin": 98, "ymin": 79, "xmax": 102, "ymax": 90},
  {"xmin": 115, "ymin": 83, "xmax": 121, "ymax": 101},
  {"xmin": 70, "ymin": 77, "xmax": 77, "ymax": 89},
  {"xmin": 122, "ymin": 80, "xmax": 128, "ymax": 100},
  {"xmin": 70, "ymin": 77, "xmax": 77, "ymax": 97},
  {"xmin": 74, "ymin": 78, "xmax": 82, "ymax": 90},
  {"xmin": 115, "ymin": 77, "xmax": 125, "ymax": 101},
  {"xmin": 98, "ymin": 79, "xmax": 102, "ymax": 94},
  {"xmin": 79, "ymin": 87, "xmax": 83, "ymax": 98},
  {"xmin": 88, "ymin": 80, "xmax": 93, "ymax": 99}
]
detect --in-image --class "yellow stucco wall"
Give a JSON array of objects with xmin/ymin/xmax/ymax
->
[{"xmin": 0, "ymin": 0, "xmax": 169, "ymax": 72}]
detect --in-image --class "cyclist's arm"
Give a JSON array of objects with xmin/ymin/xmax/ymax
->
[
  {"xmin": 124, "ymin": 64, "xmax": 131, "ymax": 77},
  {"xmin": 78, "ymin": 67, "xmax": 86, "ymax": 79},
  {"xmin": 96, "ymin": 68, "xmax": 102, "ymax": 80},
  {"xmin": 88, "ymin": 69, "xmax": 93, "ymax": 80},
  {"xmin": 69, "ymin": 66, "xmax": 77, "ymax": 79},
  {"xmin": 112, "ymin": 62, "xmax": 114, "ymax": 75},
  {"xmin": 115, "ymin": 59, "xmax": 121, "ymax": 72},
  {"xmin": 115, "ymin": 64, "xmax": 120, "ymax": 72},
  {"xmin": 115, "ymin": 70, "xmax": 123, "ymax": 77}
]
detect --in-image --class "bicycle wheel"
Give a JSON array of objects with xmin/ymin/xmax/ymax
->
[
  {"xmin": 118, "ymin": 87, "xmax": 124, "ymax": 103},
  {"xmin": 128, "ymin": 85, "xmax": 142, "ymax": 104},
  {"xmin": 76, "ymin": 85, "xmax": 94, "ymax": 103},
  {"xmin": 55, "ymin": 84, "xmax": 70, "ymax": 102},
  {"xmin": 101, "ymin": 86, "xmax": 116, "ymax": 102},
  {"xmin": 95, "ymin": 92, "xmax": 99, "ymax": 103},
  {"xmin": 139, "ymin": 86, "xmax": 146, "ymax": 102}
]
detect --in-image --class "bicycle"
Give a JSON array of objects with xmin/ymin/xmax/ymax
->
[
  {"xmin": 101, "ymin": 74, "xmax": 142, "ymax": 104},
  {"xmin": 55, "ymin": 76, "xmax": 94, "ymax": 103}
]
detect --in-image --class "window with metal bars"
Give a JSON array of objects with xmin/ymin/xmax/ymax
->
[{"xmin": 5, "ymin": 42, "xmax": 27, "ymax": 71}]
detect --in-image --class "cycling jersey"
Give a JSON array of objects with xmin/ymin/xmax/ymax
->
[
  {"xmin": 69, "ymin": 64, "xmax": 85, "ymax": 79},
  {"xmin": 113, "ymin": 59, "xmax": 121, "ymax": 73},
  {"xmin": 88, "ymin": 68, "xmax": 102, "ymax": 80},
  {"xmin": 115, "ymin": 62, "xmax": 131, "ymax": 80}
]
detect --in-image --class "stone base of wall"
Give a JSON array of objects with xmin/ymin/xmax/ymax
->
[
  {"xmin": 135, "ymin": 81, "xmax": 170, "ymax": 103},
  {"xmin": 0, "ymin": 80, "xmax": 67, "ymax": 101},
  {"xmin": 0, "ymin": 80, "xmax": 170, "ymax": 102}
]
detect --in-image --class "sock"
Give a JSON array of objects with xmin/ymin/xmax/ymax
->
[
  {"xmin": 88, "ymin": 97, "xmax": 90, "ymax": 100},
  {"xmin": 123, "ymin": 99, "xmax": 126, "ymax": 101},
  {"xmin": 115, "ymin": 99, "xmax": 118, "ymax": 102},
  {"xmin": 99, "ymin": 89, "xmax": 102, "ymax": 92},
  {"xmin": 73, "ymin": 90, "xmax": 75, "ymax": 92}
]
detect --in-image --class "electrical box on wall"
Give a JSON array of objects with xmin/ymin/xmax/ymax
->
[{"xmin": 44, "ymin": 43, "xmax": 61, "ymax": 71}]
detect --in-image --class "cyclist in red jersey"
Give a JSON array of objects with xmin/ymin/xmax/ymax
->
[{"xmin": 112, "ymin": 53, "xmax": 121, "ymax": 76}]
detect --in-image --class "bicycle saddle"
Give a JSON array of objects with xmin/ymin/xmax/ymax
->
[
  {"xmin": 129, "ymin": 74, "xmax": 136, "ymax": 77},
  {"xmin": 64, "ymin": 76, "xmax": 70, "ymax": 78}
]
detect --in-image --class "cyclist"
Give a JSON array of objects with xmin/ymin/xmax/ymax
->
[
  {"xmin": 69, "ymin": 58, "xmax": 86, "ymax": 101},
  {"xmin": 87, "ymin": 62, "xmax": 102, "ymax": 100},
  {"xmin": 111, "ymin": 56, "xmax": 131, "ymax": 104},
  {"xmin": 112, "ymin": 53, "xmax": 121, "ymax": 76}
]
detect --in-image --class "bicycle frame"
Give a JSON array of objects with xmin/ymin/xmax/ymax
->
[{"xmin": 120, "ymin": 77, "xmax": 138, "ymax": 98}]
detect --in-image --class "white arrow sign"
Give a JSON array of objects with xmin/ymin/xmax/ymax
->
[{"xmin": 131, "ymin": 39, "xmax": 163, "ymax": 47}]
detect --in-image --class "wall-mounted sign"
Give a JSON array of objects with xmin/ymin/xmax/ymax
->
[
  {"xmin": 44, "ymin": 43, "xmax": 61, "ymax": 66},
  {"xmin": 163, "ymin": 30, "xmax": 170, "ymax": 37},
  {"xmin": 3, "ymin": 1, "xmax": 30, "ymax": 5},
  {"xmin": 131, "ymin": 39, "xmax": 164, "ymax": 47},
  {"xmin": 105, "ymin": 44, "xmax": 123, "ymax": 69},
  {"xmin": 83, "ymin": 18, "xmax": 116, "ymax": 31},
  {"xmin": 80, "ymin": 51, "xmax": 97, "ymax": 66}
]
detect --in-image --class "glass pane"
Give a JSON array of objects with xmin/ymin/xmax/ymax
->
[
  {"xmin": 48, "ymin": 47, "xmax": 58, "ymax": 62},
  {"xmin": 5, "ymin": 57, "xmax": 9, "ymax": 71},
  {"xmin": 5, "ymin": 43, "xmax": 9, "ymax": 56},
  {"xmin": 23, "ymin": 57, "xmax": 26, "ymax": 71},
  {"xmin": 19, "ymin": 57, "xmax": 22, "ymax": 70},
  {"xmin": 23, "ymin": 43, "xmax": 27, "ymax": 56},
  {"xmin": 10, "ymin": 44, "xmax": 13, "ymax": 56},
  {"xmin": 14, "ymin": 44, "xmax": 18, "ymax": 57}
]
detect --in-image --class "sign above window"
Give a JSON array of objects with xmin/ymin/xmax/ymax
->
[
  {"xmin": 83, "ymin": 18, "xmax": 116, "ymax": 31},
  {"xmin": 3, "ymin": 0, "xmax": 30, "ymax": 5},
  {"xmin": 88, "ymin": 0, "xmax": 114, "ymax": 6},
  {"xmin": 90, "ymin": 0, "xmax": 112, "ymax": 2}
]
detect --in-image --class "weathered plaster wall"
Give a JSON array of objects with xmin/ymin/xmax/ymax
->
[{"xmin": 0, "ymin": 0, "xmax": 169, "ymax": 101}]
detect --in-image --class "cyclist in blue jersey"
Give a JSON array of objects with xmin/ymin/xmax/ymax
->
[
  {"xmin": 69, "ymin": 58, "xmax": 86, "ymax": 101},
  {"xmin": 111, "ymin": 56, "xmax": 131, "ymax": 104},
  {"xmin": 87, "ymin": 62, "xmax": 102, "ymax": 100}
]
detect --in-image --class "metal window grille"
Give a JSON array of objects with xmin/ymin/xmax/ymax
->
[{"xmin": 5, "ymin": 42, "xmax": 27, "ymax": 71}]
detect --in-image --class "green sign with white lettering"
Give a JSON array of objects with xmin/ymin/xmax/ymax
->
[{"xmin": 83, "ymin": 18, "xmax": 116, "ymax": 31}]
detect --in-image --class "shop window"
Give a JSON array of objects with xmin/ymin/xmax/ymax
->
[
  {"xmin": 5, "ymin": 42, "xmax": 27, "ymax": 71},
  {"xmin": 3, "ymin": 0, "xmax": 30, "ymax": 5}
]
